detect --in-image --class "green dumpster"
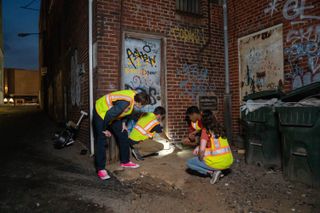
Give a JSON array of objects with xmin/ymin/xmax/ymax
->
[
  {"xmin": 277, "ymin": 82, "xmax": 320, "ymax": 187},
  {"xmin": 242, "ymin": 90, "xmax": 284, "ymax": 169}
]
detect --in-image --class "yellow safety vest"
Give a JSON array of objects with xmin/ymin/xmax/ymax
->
[
  {"xmin": 129, "ymin": 113, "xmax": 160, "ymax": 142},
  {"xmin": 95, "ymin": 90, "xmax": 136, "ymax": 120},
  {"xmin": 203, "ymin": 134, "xmax": 234, "ymax": 170},
  {"xmin": 191, "ymin": 120, "xmax": 202, "ymax": 131}
]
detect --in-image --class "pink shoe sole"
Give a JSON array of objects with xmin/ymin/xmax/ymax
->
[
  {"xmin": 99, "ymin": 174, "xmax": 111, "ymax": 180},
  {"xmin": 98, "ymin": 170, "xmax": 111, "ymax": 180},
  {"xmin": 120, "ymin": 162, "xmax": 140, "ymax": 169}
]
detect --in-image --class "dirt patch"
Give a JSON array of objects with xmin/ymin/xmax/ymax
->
[{"xmin": 127, "ymin": 175, "xmax": 183, "ymax": 197}]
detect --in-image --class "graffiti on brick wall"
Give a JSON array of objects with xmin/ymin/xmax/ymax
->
[
  {"xmin": 265, "ymin": 0, "xmax": 320, "ymax": 21},
  {"xmin": 126, "ymin": 44, "xmax": 157, "ymax": 69},
  {"xmin": 124, "ymin": 75, "xmax": 158, "ymax": 105},
  {"xmin": 122, "ymin": 37, "xmax": 161, "ymax": 111},
  {"xmin": 285, "ymin": 25, "xmax": 320, "ymax": 89},
  {"xmin": 176, "ymin": 63, "xmax": 216, "ymax": 100},
  {"xmin": 170, "ymin": 26, "xmax": 206, "ymax": 45},
  {"xmin": 239, "ymin": 25, "xmax": 284, "ymax": 101},
  {"xmin": 70, "ymin": 50, "xmax": 83, "ymax": 107},
  {"xmin": 264, "ymin": 0, "xmax": 320, "ymax": 89}
]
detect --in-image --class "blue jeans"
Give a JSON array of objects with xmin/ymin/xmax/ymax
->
[
  {"xmin": 93, "ymin": 108, "xmax": 131, "ymax": 170},
  {"xmin": 187, "ymin": 157, "xmax": 215, "ymax": 175}
]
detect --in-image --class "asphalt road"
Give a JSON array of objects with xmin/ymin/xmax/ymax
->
[{"xmin": 0, "ymin": 106, "xmax": 129, "ymax": 213}]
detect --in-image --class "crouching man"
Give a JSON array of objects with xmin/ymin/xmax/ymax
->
[{"xmin": 127, "ymin": 106, "xmax": 170, "ymax": 160}]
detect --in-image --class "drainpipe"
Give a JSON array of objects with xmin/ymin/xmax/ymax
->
[
  {"xmin": 88, "ymin": 0, "xmax": 94, "ymax": 155},
  {"xmin": 223, "ymin": 0, "xmax": 233, "ymax": 143}
]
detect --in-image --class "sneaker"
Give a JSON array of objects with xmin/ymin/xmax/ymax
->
[
  {"xmin": 120, "ymin": 162, "xmax": 140, "ymax": 169},
  {"xmin": 131, "ymin": 148, "xmax": 144, "ymax": 161},
  {"xmin": 97, "ymin": 169, "xmax": 111, "ymax": 180},
  {"xmin": 210, "ymin": 170, "xmax": 222, "ymax": 185}
]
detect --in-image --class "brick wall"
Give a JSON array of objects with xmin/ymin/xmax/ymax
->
[
  {"xmin": 41, "ymin": 0, "xmax": 320, "ymax": 146},
  {"xmin": 227, "ymin": 0, "xmax": 320, "ymax": 138},
  {"xmin": 41, "ymin": 0, "xmax": 90, "ymax": 144},
  {"xmin": 96, "ymin": 0, "xmax": 225, "ymax": 142}
]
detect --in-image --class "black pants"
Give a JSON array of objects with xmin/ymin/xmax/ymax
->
[{"xmin": 93, "ymin": 109, "xmax": 131, "ymax": 171}]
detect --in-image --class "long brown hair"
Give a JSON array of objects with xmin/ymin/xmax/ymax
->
[{"xmin": 201, "ymin": 110, "xmax": 226, "ymax": 139}]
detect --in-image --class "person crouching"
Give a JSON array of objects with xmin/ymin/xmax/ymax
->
[{"xmin": 186, "ymin": 110, "xmax": 233, "ymax": 184}]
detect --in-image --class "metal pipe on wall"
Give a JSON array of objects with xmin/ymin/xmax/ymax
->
[
  {"xmin": 88, "ymin": 0, "xmax": 94, "ymax": 156},
  {"xmin": 223, "ymin": 0, "xmax": 233, "ymax": 143}
]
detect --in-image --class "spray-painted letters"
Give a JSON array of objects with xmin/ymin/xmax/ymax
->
[
  {"xmin": 122, "ymin": 37, "xmax": 161, "ymax": 111},
  {"xmin": 176, "ymin": 63, "xmax": 216, "ymax": 100},
  {"xmin": 264, "ymin": 0, "xmax": 320, "ymax": 89},
  {"xmin": 170, "ymin": 26, "xmax": 205, "ymax": 45}
]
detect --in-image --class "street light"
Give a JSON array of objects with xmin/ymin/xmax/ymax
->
[{"xmin": 17, "ymin": 32, "xmax": 42, "ymax": 37}]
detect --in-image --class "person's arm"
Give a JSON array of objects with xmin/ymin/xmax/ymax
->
[
  {"xmin": 150, "ymin": 124, "xmax": 171, "ymax": 141},
  {"xmin": 159, "ymin": 132, "xmax": 171, "ymax": 141},
  {"xmin": 198, "ymin": 129, "xmax": 208, "ymax": 161},
  {"xmin": 103, "ymin": 100, "xmax": 129, "ymax": 130}
]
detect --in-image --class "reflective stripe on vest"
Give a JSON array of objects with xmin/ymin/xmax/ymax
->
[
  {"xmin": 129, "ymin": 113, "xmax": 160, "ymax": 141},
  {"xmin": 95, "ymin": 90, "xmax": 136, "ymax": 120},
  {"xmin": 204, "ymin": 136, "xmax": 230, "ymax": 157},
  {"xmin": 205, "ymin": 147, "xmax": 231, "ymax": 156},
  {"xmin": 106, "ymin": 95, "xmax": 133, "ymax": 108},
  {"xmin": 145, "ymin": 119, "xmax": 159, "ymax": 131},
  {"xmin": 213, "ymin": 137, "xmax": 220, "ymax": 149},
  {"xmin": 134, "ymin": 125, "xmax": 153, "ymax": 138}
]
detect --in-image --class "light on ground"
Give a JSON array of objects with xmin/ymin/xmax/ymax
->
[{"xmin": 155, "ymin": 138, "xmax": 175, "ymax": 157}]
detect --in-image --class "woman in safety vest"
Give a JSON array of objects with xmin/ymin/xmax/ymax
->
[
  {"xmin": 128, "ymin": 106, "xmax": 171, "ymax": 160},
  {"xmin": 187, "ymin": 110, "xmax": 233, "ymax": 184},
  {"xmin": 93, "ymin": 90, "xmax": 150, "ymax": 180},
  {"xmin": 183, "ymin": 106, "xmax": 203, "ymax": 147}
]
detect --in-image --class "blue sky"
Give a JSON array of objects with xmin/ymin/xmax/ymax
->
[{"xmin": 3, "ymin": 0, "xmax": 40, "ymax": 70}]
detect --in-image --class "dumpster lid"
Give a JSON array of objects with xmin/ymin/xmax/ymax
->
[
  {"xmin": 243, "ymin": 90, "xmax": 284, "ymax": 101},
  {"xmin": 281, "ymin": 82, "xmax": 320, "ymax": 102}
]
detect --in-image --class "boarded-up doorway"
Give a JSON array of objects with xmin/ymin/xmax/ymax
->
[{"xmin": 121, "ymin": 33, "xmax": 165, "ymax": 112}]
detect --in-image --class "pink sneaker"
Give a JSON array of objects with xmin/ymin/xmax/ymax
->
[
  {"xmin": 120, "ymin": 161, "xmax": 140, "ymax": 169},
  {"xmin": 97, "ymin": 169, "xmax": 111, "ymax": 180}
]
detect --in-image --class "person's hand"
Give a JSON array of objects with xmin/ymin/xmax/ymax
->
[
  {"xmin": 183, "ymin": 137, "xmax": 197, "ymax": 146},
  {"xmin": 198, "ymin": 150, "xmax": 205, "ymax": 161},
  {"xmin": 183, "ymin": 137, "xmax": 191, "ymax": 144},
  {"xmin": 188, "ymin": 132, "xmax": 196, "ymax": 141},
  {"xmin": 122, "ymin": 123, "xmax": 128, "ymax": 132},
  {"xmin": 102, "ymin": 130, "xmax": 112, "ymax": 137},
  {"xmin": 193, "ymin": 146, "xmax": 199, "ymax": 155}
]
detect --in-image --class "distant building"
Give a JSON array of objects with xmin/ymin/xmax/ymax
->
[
  {"xmin": 0, "ymin": 0, "xmax": 4, "ymax": 105},
  {"xmin": 3, "ymin": 68, "xmax": 40, "ymax": 105}
]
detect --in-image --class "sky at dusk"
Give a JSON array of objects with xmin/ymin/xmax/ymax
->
[{"xmin": 3, "ymin": 0, "xmax": 40, "ymax": 70}]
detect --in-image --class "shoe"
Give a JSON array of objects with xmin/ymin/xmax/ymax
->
[
  {"xmin": 97, "ymin": 169, "xmax": 111, "ymax": 180},
  {"xmin": 210, "ymin": 170, "xmax": 222, "ymax": 185},
  {"xmin": 131, "ymin": 148, "xmax": 144, "ymax": 161},
  {"xmin": 120, "ymin": 161, "xmax": 140, "ymax": 169}
]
